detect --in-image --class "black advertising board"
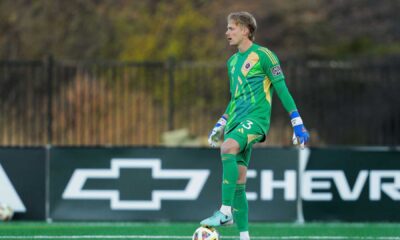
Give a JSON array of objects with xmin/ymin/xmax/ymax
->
[
  {"xmin": 2, "ymin": 146, "xmax": 398, "ymax": 222},
  {"xmin": 302, "ymin": 148, "xmax": 400, "ymax": 221},
  {"xmin": 49, "ymin": 147, "xmax": 298, "ymax": 221},
  {"xmin": 0, "ymin": 147, "xmax": 46, "ymax": 220}
]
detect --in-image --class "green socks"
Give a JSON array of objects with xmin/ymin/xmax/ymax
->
[
  {"xmin": 233, "ymin": 184, "xmax": 248, "ymax": 232},
  {"xmin": 221, "ymin": 154, "xmax": 248, "ymax": 232},
  {"xmin": 221, "ymin": 154, "xmax": 239, "ymax": 206}
]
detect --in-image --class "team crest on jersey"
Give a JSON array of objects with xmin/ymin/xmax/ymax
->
[
  {"xmin": 241, "ymin": 52, "xmax": 259, "ymax": 77},
  {"xmin": 271, "ymin": 65, "xmax": 282, "ymax": 76},
  {"xmin": 242, "ymin": 61, "xmax": 253, "ymax": 74}
]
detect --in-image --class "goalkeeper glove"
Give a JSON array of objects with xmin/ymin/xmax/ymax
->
[
  {"xmin": 208, "ymin": 116, "xmax": 227, "ymax": 147},
  {"xmin": 290, "ymin": 111, "xmax": 309, "ymax": 149}
]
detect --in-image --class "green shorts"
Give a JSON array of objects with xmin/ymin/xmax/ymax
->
[{"xmin": 224, "ymin": 119, "xmax": 266, "ymax": 167}]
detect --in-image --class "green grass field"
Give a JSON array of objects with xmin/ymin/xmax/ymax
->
[{"xmin": 0, "ymin": 222, "xmax": 400, "ymax": 239}]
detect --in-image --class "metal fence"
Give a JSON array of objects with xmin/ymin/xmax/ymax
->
[{"xmin": 0, "ymin": 56, "xmax": 399, "ymax": 146}]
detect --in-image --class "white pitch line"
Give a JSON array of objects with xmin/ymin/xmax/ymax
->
[
  {"xmin": 1, "ymin": 237, "xmax": 187, "ymax": 239},
  {"xmin": 1, "ymin": 236, "xmax": 400, "ymax": 240}
]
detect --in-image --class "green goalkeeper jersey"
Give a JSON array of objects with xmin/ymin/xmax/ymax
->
[{"xmin": 224, "ymin": 43, "xmax": 297, "ymax": 134}]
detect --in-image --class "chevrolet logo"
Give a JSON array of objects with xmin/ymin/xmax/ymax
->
[{"xmin": 62, "ymin": 158, "xmax": 209, "ymax": 210}]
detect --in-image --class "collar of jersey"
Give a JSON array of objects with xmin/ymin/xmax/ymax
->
[{"xmin": 238, "ymin": 43, "xmax": 256, "ymax": 56}]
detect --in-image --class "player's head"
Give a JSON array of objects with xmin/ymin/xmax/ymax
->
[{"xmin": 226, "ymin": 12, "xmax": 257, "ymax": 43}]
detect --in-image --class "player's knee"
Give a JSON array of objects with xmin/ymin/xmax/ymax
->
[
  {"xmin": 237, "ymin": 177, "xmax": 247, "ymax": 184},
  {"xmin": 221, "ymin": 140, "xmax": 240, "ymax": 155},
  {"xmin": 237, "ymin": 166, "xmax": 247, "ymax": 184},
  {"xmin": 237, "ymin": 173, "xmax": 247, "ymax": 184}
]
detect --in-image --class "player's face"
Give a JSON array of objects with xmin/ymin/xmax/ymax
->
[{"xmin": 226, "ymin": 21, "xmax": 248, "ymax": 46}]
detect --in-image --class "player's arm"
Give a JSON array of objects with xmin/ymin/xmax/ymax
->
[{"xmin": 259, "ymin": 49, "xmax": 310, "ymax": 147}]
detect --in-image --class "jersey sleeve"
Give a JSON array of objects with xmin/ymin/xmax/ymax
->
[
  {"xmin": 259, "ymin": 49, "xmax": 285, "ymax": 84},
  {"xmin": 258, "ymin": 49, "xmax": 298, "ymax": 113}
]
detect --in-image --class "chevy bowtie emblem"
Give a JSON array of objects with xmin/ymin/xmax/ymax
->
[{"xmin": 62, "ymin": 158, "xmax": 209, "ymax": 210}]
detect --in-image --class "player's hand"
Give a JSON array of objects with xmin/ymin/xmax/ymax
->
[
  {"xmin": 290, "ymin": 111, "xmax": 309, "ymax": 149},
  {"xmin": 208, "ymin": 116, "xmax": 227, "ymax": 147}
]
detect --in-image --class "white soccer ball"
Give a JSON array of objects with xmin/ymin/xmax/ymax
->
[
  {"xmin": 192, "ymin": 226, "xmax": 219, "ymax": 240},
  {"xmin": 0, "ymin": 203, "xmax": 14, "ymax": 221}
]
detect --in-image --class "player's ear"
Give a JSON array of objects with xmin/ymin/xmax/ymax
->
[{"xmin": 241, "ymin": 25, "xmax": 250, "ymax": 37}]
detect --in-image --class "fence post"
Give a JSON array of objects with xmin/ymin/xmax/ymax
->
[
  {"xmin": 167, "ymin": 57, "xmax": 175, "ymax": 130},
  {"xmin": 45, "ymin": 55, "xmax": 53, "ymax": 145}
]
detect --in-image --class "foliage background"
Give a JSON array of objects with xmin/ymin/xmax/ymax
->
[{"xmin": 1, "ymin": 0, "xmax": 399, "ymax": 61}]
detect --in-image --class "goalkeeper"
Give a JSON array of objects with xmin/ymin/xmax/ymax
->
[{"xmin": 200, "ymin": 12, "xmax": 310, "ymax": 240}]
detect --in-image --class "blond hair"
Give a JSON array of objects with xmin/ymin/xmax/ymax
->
[{"xmin": 227, "ymin": 12, "xmax": 257, "ymax": 41}]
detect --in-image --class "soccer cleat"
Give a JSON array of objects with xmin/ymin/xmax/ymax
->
[{"xmin": 200, "ymin": 211, "xmax": 233, "ymax": 227}]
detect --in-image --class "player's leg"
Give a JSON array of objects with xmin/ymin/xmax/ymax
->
[
  {"xmin": 220, "ymin": 138, "xmax": 240, "ymax": 214},
  {"xmin": 234, "ymin": 150, "xmax": 251, "ymax": 240},
  {"xmin": 201, "ymin": 119, "xmax": 264, "ymax": 228},
  {"xmin": 233, "ymin": 122, "xmax": 265, "ymax": 240},
  {"xmin": 200, "ymin": 138, "xmax": 240, "ymax": 227}
]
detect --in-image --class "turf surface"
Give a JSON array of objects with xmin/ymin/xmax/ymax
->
[{"xmin": 0, "ymin": 222, "xmax": 400, "ymax": 239}]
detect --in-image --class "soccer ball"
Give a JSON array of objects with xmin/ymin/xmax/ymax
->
[
  {"xmin": 192, "ymin": 226, "xmax": 219, "ymax": 240},
  {"xmin": 0, "ymin": 203, "xmax": 14, "ymax": 221}
]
